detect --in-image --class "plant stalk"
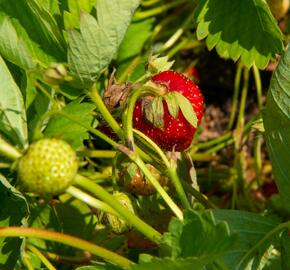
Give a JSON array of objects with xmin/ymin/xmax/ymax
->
[
  {"xmin": 89, "ymin": 84, "xmax": 124, "ymax": 140},
  {"xmin": 66, "ymin": 186, "xmax": 121, "ymax": 217},
  {"xmin": 27, "ymin": 245, "xmax": 57, "ymax": 270},
  {"xmin": 134, "ymin": 128, "xmax": 191, "ymax": 209},
  {"xmin": 0, "ymin": 227, "xmax": 133, "ymax": 268},
  {"xmin": 134, "ymin": 0, "xmax": 188, "ymax": 20},
  {"xmin": 228, "ymin": 62, "xmax": 243, "ymax": 130},
  {"xmin": 74, "ymin": 174, "xmax": 163, "ymax": 243}
]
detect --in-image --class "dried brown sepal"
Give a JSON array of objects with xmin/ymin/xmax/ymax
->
[{"xmin": 103, "ymin": 70, "xmax": 133, "ymax": 111}]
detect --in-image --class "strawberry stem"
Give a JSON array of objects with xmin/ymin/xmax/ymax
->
[
  {"xmin": 252, "ymin": 65, "xmax": 263, "ymax": 189},
  {"xmin": 74, "ymin": 174, "xmax": 163, "ymax": 243},
  {"xmin": 134, "ymin": 129, "xmax": 191, "ymax": 210},
  {"xmin": 0, "ymin": 136, "xmax": 22, "ymax": 160},
  {"xmin": 228, "ymin": 61, "xmax": 243, "ymax": 130},
  {"xmin": 66, "ymin": 186, "xmax": 121, "ymax": 217},
  {"xmin": 27, "ymin": 245, "xmax": 57, "ymax": 270},
  {"xmin": 134, "ymin": 0, "xmax": 188, "ymax": 20},
  {"xmin": 133, "ymin": 155, "xmax": 184, "ymax": 220},
  {"xmin": 22, "ymin": 253, "xmax": 35, "ymax": 270},
  {"xmin": 89, "ymin": 84, "xmax": 124, "ymax": 141},
  {"xmin": 0, "ymin": 227, "xmax": 133, "ymax": 268},
  {"xmin": 160, "ymin": 8, "xmax": 196, "ymax": 52},
  {"xmin": 123, "ymin": 87, "xmax": 183, "ymax": 219},
  {"xmin": 252, "ymin": 65, "xmax": 263, "ymax": 110},
  {"xmin": 123, "ymin": 86, "xmax": 159, "ymax": 151},
  {"xmin": 77, "ymin": 150, "xmax": 116, "ymax": 159},
  {"xmin": 43, "ymin": 251, "xmax": 93, "ymax": 265},
  {"xmin": 181, "ymin": 181, "xmax": 218, "ymax": 209}
]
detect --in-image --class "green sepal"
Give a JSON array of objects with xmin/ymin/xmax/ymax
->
[
  {"xmin": 148, "ymin": 54, "xmax": 175, "ymax": 74},
  {"xmin": 165, "ymin": 92, "xmax": 198, "ymax": 128},
  {"xmin": 164, "ymin": 92, "xmax": 179, "ymax": 119},
  {"xmin": 144, "ymin": 96, "xmax": 165, "ymax": 129}
]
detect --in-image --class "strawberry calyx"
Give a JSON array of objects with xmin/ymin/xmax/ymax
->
[{"xmin": 141, "ymin": 88, "xmax": 198, "ymax": 130}]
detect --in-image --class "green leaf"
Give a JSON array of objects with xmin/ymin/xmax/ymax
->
[
  {"xmin": 0, "ymin": 56, "xmax": 28, "ymax": 148},
  {"xmin": 68, "ymin": 0, "xmax": 140, "ymax": 87},
  {"xmin": 144, "ymin": 96, "xmax": 165, "ymax": 129},
  {"xmin": 44, "ymin": 102, "xmax": 96, "ymax": 149},
  {"xmin": 0, "ymin": 14, "xmax": 35, "ymax": 70},
  {"xmin": 26, "ymin": 0, "xmax": 66, "ymax": 50},
  {"xmin": 130, "ymin": 257, "xmax": 205, "ymax": 270},
  {"xmin": 63, "ymin": 0, "xmax": 96, "ymax": 30},
  {"xmin": 0, "ymin": 174, "xmax": 29, "ymax": 270},
  {"xmin": 0, "ymin": 0, "xmax": 65, "ymax": 65},
  {"xmin": 117, "ymin": 18, "xmax": 154, "ymax": 62},
  {"xmin": 195, "ymin": 0, "xmax": 284, "ymax": 68},
  {"xmin": 164, "ymin": 210, "xmax": 236, "ymax": 262},
  {"xmin": 172, "ymin": 92, "xmax": 198, "ymax": 128},
  {"xmin": 263, "ymin": 46, "xmax": 290, "ymax": 205},
  {"xmin": 213, "ymin": 210, "xmax": 280, "ymax": 269}
]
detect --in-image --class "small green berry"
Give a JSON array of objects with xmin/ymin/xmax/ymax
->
[
  {"xmin": 106, "ymin": 192, "xmax": 135, "ymax": 234},
  {"xmin": 18, "ymin": 138, "xmax": 78, "ymax": 196}
]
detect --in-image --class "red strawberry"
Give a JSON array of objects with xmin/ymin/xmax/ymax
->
[{"xmin": 133, "ymin": 71, "xmax": 204, "ymax": 151}]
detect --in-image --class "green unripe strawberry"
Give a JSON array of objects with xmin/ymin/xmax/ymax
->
[
  {"xmin": 18, "ymin": 138, "xmax": 78, "ymax": 196},
  {"xmin": 106, "ymin": 192, "xmax": 135, "ymax": 234}
]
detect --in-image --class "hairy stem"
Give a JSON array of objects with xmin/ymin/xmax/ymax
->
[
  {"xmin": 160, "ymin": 9, "xmax": 196, "ymax": 52},
  {"xmin": 134, "ymin": 0, "xmax": 188, "ymax": 20},
  {"xmin": 117, "ymin": 145, "xmax": 184, "ymax": 220},
  {"xmin": 77, "ymin": 150, "xmax": 116, "ymax": 159},
  {"xmin": 228, "ymin": 62, "xmax": 243, "ymax": 130},
  {"xmin": 27, "ymin": 245, "xmax": 57, "ymax": 270},
  {"xmin": 74, "ymin": 174, "xmax": 163, "ymax": 243},
  {"xmin": 22, "ymin": 253, "xmax": 35, "ymax": 270},
  {"xmin": 134, "ymin": 129, "xmax": 191, "ymax": 209},
  {"xmin": 0, "ymin": 227, "xmax": 133, "ymax": 268},
  {"xmin": 252, "ymin": 65, "xmax": 263, "ymax": 110},
  {"xmin": 66, "ymin": 186, "xmax": 120, "ymax": 217},
  {"xmin": 89, "ymin": 84, "xmax": 124, "ymax": 140}
]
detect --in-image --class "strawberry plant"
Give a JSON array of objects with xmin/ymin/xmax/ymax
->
[{"xmin": 0, "ymin": 0, "xmax": 289, "ymax": 269}]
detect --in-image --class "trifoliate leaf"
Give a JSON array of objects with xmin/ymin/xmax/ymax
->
[
  {"xmin": 68, "ymin": 0, "xmax": 140, "ymax": 87},
  {"xmin": 195, "ymin": 0, "xmax": 284, "ymax": 69},
  {"xmin": 172, "ymin": 92, "xmax": 198, "ymax": 128},
  {"xmin": 144, "ymin": 96, "xmax": 164, "ymax": 129},
  {"xmin": 148, "ymin": 54, "xmax": 175, "ymax": 74}
]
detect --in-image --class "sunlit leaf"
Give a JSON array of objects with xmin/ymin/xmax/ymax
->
[
  {"xmin": 68, "ymin": 0, "xmax": 140, "ymax": 87},
  {"xmin": 195, "ymin": 0, "xmax": 284, "ymax": 68}
]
